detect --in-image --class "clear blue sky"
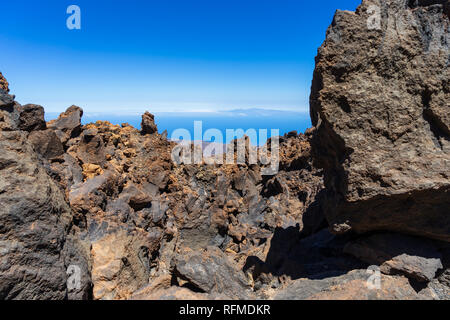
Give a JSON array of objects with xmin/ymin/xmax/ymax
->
[{"xmin": 0, "ymin": 0, "xmax": 361, "ymax": 113}]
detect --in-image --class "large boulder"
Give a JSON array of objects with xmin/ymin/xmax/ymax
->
[
  {"xmin": 310, "ymin": 0, "xmax": 449, "ymax": 241},
  {"xmin": 0, "ymin": 131, "xmax": 89, "ymax": 299},
  {"xmin": 141, "ymin": 111, "xmax": 158, "ymax": 135},
  {"xmin": 47, "ymin": 105, "xmax": 83, "ymax": 145},
  {"xmin": 343, "ymin": 233, "xmax": 443, "ymax": 282},
  {"xmin": 28, "ymin": 129, "xmax": 65, "ymax": 160},
  {"xmin": 173, "ymin": 247, "xmax": 253, "ymax": 299},
  {"xmin": 18, "ymin": 104, "xmax": 46, "ymax": 132},
  {"xmin": 0, "ymin": 90, "xmax": 19, "ymax": 132}
]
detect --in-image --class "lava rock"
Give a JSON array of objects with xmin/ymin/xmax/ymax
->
[
  {"xmin": 173, "ymin": 247, "xmax": 252, "ymax": 299},
  {"xmin": 273, "ymin": 269, "xmax": 428, "ymax": 300},
  {"xmin": 28, "ymin": 129, "xmax": 64, "ymax": 160},
  {"xmin": 141, "ymin": 111, "xmax": 158, "ymax": 135},
  {"xmin": 0, "ymin": 72, "xmax": 9, "ymax": 93},
  {"xmin": 309, "ymin": 0, "xmax": 450, "ymax": 241},
  {"xmin": 48, "ymin": 105, "xmax": 83, "ymax": 144},
  {"xmin": 18, "ymin": 104, "xmax": 46, "ymax": 132},
  {"xmin": 0, "ymin": 131, "xmax": 83, "ymax": 299},
  {"xmin": 344, "ymin": 233, "xmax": 443, "ymax": 282}
]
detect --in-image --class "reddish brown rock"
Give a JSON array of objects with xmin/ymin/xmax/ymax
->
[
  {"xmin": 0, "ymin": 72, "xmax": 9, "ymax": 93},
  {"xmin": 141, "ymin": 111, "xmax": 158, "ymax": 135}
]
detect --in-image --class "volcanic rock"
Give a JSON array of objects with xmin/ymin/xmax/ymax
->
[
  {"xmin": 91, "ymin": 229, "xmax": 161, "ymax": 300},
  {"xmin": 48, "ymin": 105, "xmax": 83, "ymax": 145},
  {"xmin": 273, "ymin": 269, "xmax": 428, "ymax": 300},
  {"xmin": 141, "ymin": 111, "xmax": 158, "ymax": 135},
  {"xmin": 310, "ymin": 0, "xmax": 450, "ymax": 241},
  {"xmin": 173, "ymin": 246, "xmax": 253, "ymax": 299},
  {"xmin": 0, "ymin": 72, "xmax": 9, "ymax": 92},
  {"xmin": 344, "ymin": 233, "xmax": 443, "ymax": 282},
  {"xmin": 18, "ymin": 104, "xmax": 46, "ymax": 132},
  {"xmin": 0, "ymin": 0, "xmax": 448, "ymax": 300},
  {"xmin": 28, "ymin": 129, "xmax": 65, "ymax": 160},
  {"xmin": 0, "ymin": 131, "xmax": 89, "ymax": 299},
  {"xmin": 0, "ymin": 90, "xmax": 19, "ymax": 131}
]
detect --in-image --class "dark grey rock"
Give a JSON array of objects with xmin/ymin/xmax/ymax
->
[
  {"xmin": 310, "ymin": 0, "xmax": 450, "ymax": 241},
  {"xmin": 47, "ymin": 106, "xmax": 83, "ymax": 144},
  {"xmin": 18, "ymin": 104, "xmax": 46, "ymax": 132},
  {"xmin": 141, "ymin": 111, "xmax": 158, "ymax": 135},
  {"xmin": 28, "ymin": 129, "xmax": 64, "ymax": 160},
  {"xmin": 344, "ymin": 233, "xmax": 443, "ymax": 282},
  {"xmin": 173, "ymin": 246, "xmax": 252, "ymax": 299},
  {"xmin": 0, "ymin": 131, "xmax": 86, "ymax": 299}
]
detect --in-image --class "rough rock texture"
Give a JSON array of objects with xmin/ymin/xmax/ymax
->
[
  {"xmin": 273, "ymin": 269, "xmax": 428, "ymax": 300},
  {"xmin": 28, "ymin": 129, "xmax": 65, "ymax": 160},
  {"xmin": 344, "ymin": 233, "xmax": 444, "ymax": 282},
  {"xmin": 310, "ymin": 0, "xmax": 450, "ymax": 241},
  {"xmin": 131, "ymin": 274, "xmax": 217, "ymax": 299},
  {"xmin": 141, "ymin": 111, "xmax": 158, "ymax": 135},
  {"xmin": 0, "ymin": 0, "xmax": 449, "ymax": 301},
  {"xmin": 47, "ymin": 105, "xmax": 83, "ymax": 145},
  {"xmin": 172, "ymin": 247, "xmax": 253, "ymax": 299},
  {"xmin": 90, "ymin": 229, "xmax": 160, "ymax": 300},
  {"xmin": 0, "ymin": 90, "xmax": 19, "ymax": 131},
  {"xmin": 18, "ymin": 104, "xmax": 46, "ymax": 132},
  {"xmin": 0, "ymin": 131, "xmax": 88, "ymax": 299},
  {"xmin": 0, "ymin": 72, "xmax": 8, "ymax": 92},
  {"xmin": 46, "ymin": 115, "xmax": 324, "ymax": 300}
]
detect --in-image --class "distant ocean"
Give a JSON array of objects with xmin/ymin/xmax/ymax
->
[{"xmin": 45, "ymin": 109, "xmax": 312, "ymax": 146}]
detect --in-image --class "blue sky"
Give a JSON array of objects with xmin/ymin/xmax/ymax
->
[{"xmin": 0, "ymin": 0, "xmax": 361, "ymax": 113}]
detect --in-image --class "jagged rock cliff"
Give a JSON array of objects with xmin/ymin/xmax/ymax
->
[{"xmin": 310, "ymin": 0, "xmax": 449, "ymax": 241}]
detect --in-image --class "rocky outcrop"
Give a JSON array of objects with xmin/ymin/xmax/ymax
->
[
  {"xmin": 28, "ymin": 129, "xmax": 65, "ymax": 160},
  {"xmin": 0, "ymin": 72, "xmax": 8, "ymax": 92},
  {"xmin": 0, "ymin": 130, "xmax": 87, "ymax": 299},
  {"xmin": 344, "ymin": 233, "xmax": 444, "ymax": 282},
  {"xmin": 45, "ymin": 114, "xmax": 324, "ymax": 300},
  {"xmin": 47, "ymin": 105, "xmax": 83, "ymax": 145},
  {"xmin": 18, "ymin": 104, "xmax": 46, "ymax": 132},
  {"xmin": 310, "ymin": 0, "xmax": 450, "ymax": 241},
  {"xmin": 273, "ymin": 269, "xmax": 428, "ymax": 300},
  {"xmin": 0, "ymin": 88, "xmax": 90, "ymax": 300},
  {"xmin": 0, "ymin": 0, "xmax": 448, "ymax": 301},
  {"xmin": 172, "ymin": 247, "xmax": 253, "ymax": 299},
  {"xmin": 141, "ymin": 111, "xmax": 158, "ymax": 135},
  {"xmin": 0, "ymin": 89, "xmax": 19, "ymax": 131}
]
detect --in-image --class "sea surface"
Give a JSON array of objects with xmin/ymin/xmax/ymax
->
[{"xmin": 46, "ymin": 109, "xmax": 311, "ymax": 146}]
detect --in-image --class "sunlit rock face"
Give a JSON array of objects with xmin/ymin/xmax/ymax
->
[{"xmin": 310, "ymin": 0, "xmax": 450, "ymax": 241}]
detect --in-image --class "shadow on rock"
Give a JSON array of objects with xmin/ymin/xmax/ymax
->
[{"xmin": 243, "ymin": 226, "xmax": 366, "ymax": 288}]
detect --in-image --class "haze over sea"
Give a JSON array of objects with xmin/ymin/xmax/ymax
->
[{"xmin": 46, "ymin": 108, "xmax": 311, "ymax": 145}]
